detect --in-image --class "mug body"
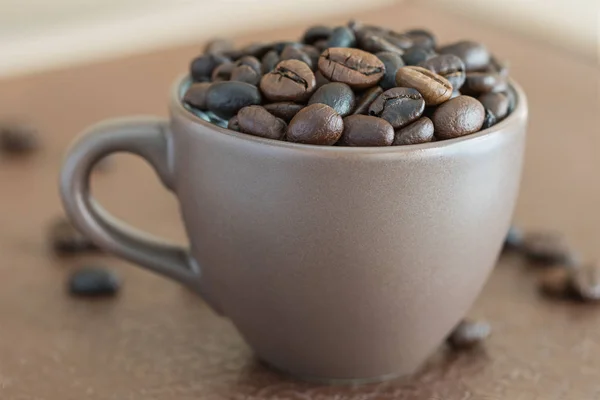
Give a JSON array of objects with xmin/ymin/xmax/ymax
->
[{"xmin": 168, "ymin": 79, "xmax": 527, "ymax": 381}]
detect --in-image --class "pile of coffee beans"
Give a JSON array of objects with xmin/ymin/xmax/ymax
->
[{"xmin": 183, "ymin": 21, "xmax": 514, "ymax": 146}]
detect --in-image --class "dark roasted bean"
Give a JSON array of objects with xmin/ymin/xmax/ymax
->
[
  {"xmin": 481, "ymin": 108, "xmax": 497, "ymax": 129},
  {"xmin": 402, "ymin": 47, "xmax": 436, "ymax": 66},
  {"xmin": 302, "ymin": 26, "xmax": 332, "ymax": 45},
  {"xmin": 478, "ymin": 92, "xmax": 509, "ymax": 120},
  {"xmin": 236, "ymin": 56, "xmax": 262, "ymax": 74},
  {"xmin": 273, "ymin": 41, "xmax": 301, "ymax": 54},
  {"xmin": 522, "ymin": 232, "xmax": 574, "ymax": 265},
  {"xmin": 190, "ymin": 54, "xmax": 229, "ymax": 82},
  {"xmin": 339, "ymin": 115, "xmax": 394, "ymax": 146},
  {"xmin": 353, "ymin": 86, "xmax": 383, "ymax": 115},
  {"xmin": 368, "ymin": 87, "xmax": 425, "ymax": 129},
  {"xmin": 438, "ymin": 40, "xmax": 491, "ymax": 72},
  {"xmin": 261, "ymin": 50, "xmax": 280, "ymax": 74},
  {"xmin": 280, "ymin": 45, "xmax": 313, "ymax": 69},
  {"xmin": 49, "ymin": 218, "xmax": 98, "ymax": 254},
  {"xmin": 570, "ymin": 263, "xmax": 600, "ymax": 302},
  {"xmin": 183, "ymin": 82, "xmax": 211, "ymax": 110},
  {"xmin": 205, "ymin": 81, "xmax": 262, "ymax": 119},
  {"xmin": 239, "ymin": 42, "xmax": 274, "ymax": 59},
  {"xmin": 463, "ymin": 72, "xmax": 507, "ymax": 95},
  {"xmin": 308, "ymin": 82, "xmax": 355, "ymax": 117},
  {"xmin": 313, "ymin": 39, "xmax": 329, "ymax": 52},
  {"xmin": 0, "ymin": 122, "xmax": 39, "ymax": 154},
  {"xmin": 447, "ymin": 320, "xmax": 491, "ymax": 349},
  {"xmin": 260, "ymin": 59, "xmax": 316, "ymax": 102},
  {"xmin": 376, "ymin": 51, "xmax": 405, "ymax": 90},
  {"xmin": 327, "ymin": 26, "xmax": 356, "ymax": 48},
  {"xmin": 318, "ymin": 48, "xmax": 385, "ymax": 89},
  {"xmin": 302, "ymin": 45, "xmax": 321, "ymax": 70},
  {"xmin": 287, "ymin": 103, "xmax": 343, "ymax": 145},
  {"xmin": 358, "ymin": 33, "xmax": 405, "ymax": 55},
  {"xmin": 211, "ymin": 62, "xmax": 234, "ymax": 81},
  {"xmin": 264, "ymin": 102, "xmax": 304, "ymax": 122},
  {"xmin": 228, "ymin": 115, "xmax": 240, "ymax": 131},
  {"xmin": 432, "ymin": 96, "xmax": 485, "ymax": 139},
  {"xmin": 230, "ymin": 65, "xmax": 261, "ymax": 85},
  {"xmin": 237, "ymin": 105, "xmax": 287, "ymax": 140},
  {"xmin": 419, "ymin": 54, "xmax": 466, "ymax": 91},
  {"xmin": 395, "ymin": 66, "xmax": 453, "ymax": 106},
  {"xmin": 393, "ymin": 117, "xmax": 434, "ymax": 145},
  {"xmin": 404, "ymin": 29, "xmax": 436, "ymax": 49},
  {"xmin": 69, "ymin": 267, "xmax": 120, "ymax": 297},
  {"xmin": 315, "ymin": 70, "xmax": 331, "ymax": 89},
  {"xmin": 539, "ymin": 266, "xmax": 572, "ymax": 298}
]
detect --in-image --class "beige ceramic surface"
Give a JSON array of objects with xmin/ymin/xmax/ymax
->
[{"xmin": 59, "ymin": 75, "xmax": 527, "ymax": 381}]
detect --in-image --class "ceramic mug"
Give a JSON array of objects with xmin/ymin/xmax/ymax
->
[{"xmin": 60, "ymin": 76, "xmax": 527, "ymax": 383}]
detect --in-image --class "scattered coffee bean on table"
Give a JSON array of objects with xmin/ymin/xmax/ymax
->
[
  {"xmin": 570, "ymin": 262, "xmax": 600, "ymax": 302},
  {"xmin": 521, "ymin": 232, "xmax": 574, "ymax": 265},
  {"xmin": 538, "ymin": 265, "xmax": 573, "ymax": 298},
  {"xmin": 184, "ymin": 22, "xmax": 514, "ymax": 146},
  {"xmin": 49, "ymin": 217, "xmax": 98, "ymax": 254},
  {"xmin": 447, "ymin": 319, "xmax": 491, "ymax": 349},
  {"xmin": 0, "ymin": 122, "xmax": 40, "ymax": 155},
  {"xmin": 68, "ymin": 267, "xmax": 120, "ymax": 297}
]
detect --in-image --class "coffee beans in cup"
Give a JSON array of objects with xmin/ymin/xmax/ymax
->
[{"xmin": 183, "ymin": 21, "xmax": 514, "ymax": 146}]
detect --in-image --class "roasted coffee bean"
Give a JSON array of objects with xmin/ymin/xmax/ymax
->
[
  {"xmin": 308, "ymin": 82, "xmax": 355, "ymax": 117},
  {"xmin": 419, "ymin": 54, "xmax": 466, "ymax": 91},
  {"xmin": 447, "ymin": 320, "xmax": 491, "ymax": 349},
  {"xmin": 522, "ymin": 232, "xmax": 574, "ymax": 265},
  {"xmin": 395, "ymin": 66, "xmax": 453, "ymax": 106},
  {"xmin": 211, "ymin": 62, "xmax": 235, "ymax": 81},
  {"xmin": 393, "ymin": 117, "xmax": 434, "ymax": 145},
  {"xmin": 339, "ymin": 115, "xmax": 394, "ymax": 146},
  {"xmin": 230, "ymin": 65, "xmax": 261, "ymax": 85},
  {"xmin": 376, "ymin": 51, "xmax": 405, "ymax": 90},
  {"xmin": 402, "ymin": 47, "xmax": 436, "ymax": 66},
  {"xmin": 570, "ymin": 262, "xmax": 600, "ymax": 302},
  {"xmin": 481, "ymin": 109, "xmax": 497, "ymax": 129},
  {"xmin": 315, "ymin": 70, "xmax": 331, "ymax": 89},
  {"xmin": 539, "ymin": 266, "xmax": 572, "ymax": 298},
  {"xmin": 319, "ymin": 48, "xmax": 385, "ymax": 89},
  {"xmin": 237, "ymin": 105, "xmax": 287, "ymax": 140},
  {"xmin": 302, "ymin": 25, "xmax": 333, "ymax": 44},
  {"xmin": 205, "ymin": 81, "xmax": 262, "ymax": 119},
  {"xmin": 504, "ymin": 225, "xmax": 523, "ymax": 250},
  {"xmin": 383, "ymin": 31, "xmax": 414, "ymax": 50},
  {"xmin": 438, "ymin": 41, "xmax": 491, "ymax": 72},
  {"xmin": 478, "ymin": 92, "xmax": 509, "ymax": 120},
  {"xmin": 404, "ymin": 29, "xmax": 436, "ymax": 50},
  {"xmin": 353, "ymin": 86, "xmax": 383, "ymax": 115},
  {"xmin": 261, "ymin": 50, "xmax": 280, "ymax": 74},
  {"xmin": 327, "ymin": 26, "xmax": 356, "ymax": 48},
  {"xmin": 228, "ymin": 115, "xmax": 241, "ymax": 131},
  {"xmin": 183, "ymin": 82, "xmax": 211, "ymax": 110},
  {"xmin": 302, "ymin": 45, "xmax": 321, "ymax": 69},
  {"xmin": 432, "ymin": 96, "xmax": 485, "ymax": 139},
  {"xmin": 260, "ymin": 59, "xmax": 316, "ymax": 102},
  {"xmin": 69, "ymin": 267, "xmax": 120, "ymax": 297},
  {"xmin": 287, "ymin": 103, "xmax": 343, "ymax": 145},
  {"xmin": 368, "ymin": 87, "xmax": 425, "ymax": 128},
  {"xmin": 0, "ymin": 122, "xmax": 39, "ymax": 154},
  {"xmin": 273, "ymin": 41, "xmax": 301, "ymax": 54},
  {"xmin": 358, "ymin": 33, "xmax": 405, "ymax": 55},
  {"xmin": 488, "ymin": 56, "xmax": 509, "ymax": 77},
  {"xmin": 49, "ymin": 218, "xmax": 97, "ymax": 254},
  {"xmin": 204, "ymin": 39, "xmax": 234, "ymax": 55},
  {"xmin": 236, "ymin": 56, "xmax": 262, "ymax": 74},
  {"xmin": 239, "ymin": 42, "xmax": 274, "ymax": 59},
  {"xmin": 280, "ymin": 45, "xmax": 313, "ymax": 69},
  {"xmin": 506, "ymin": 89, "xmax": 517, "ymax": 114},
  {"xmin": 463, "ymin": 72, "xmax": 506, "ymax": 95},
  {"xmin": 313, "ymin": 39, "xmax": 329, "ymax": 52},
  {"xmin": 190, "ymin": 54, "xmax": 229, "ymax": 82},
  {"xmin": 264, "ymin": 102, "xmax": 304, "ymax": 122}
]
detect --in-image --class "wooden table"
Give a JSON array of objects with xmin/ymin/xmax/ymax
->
[{"xmin": 1, "ymin": 3, "xmax": 599, "ymax": 399}]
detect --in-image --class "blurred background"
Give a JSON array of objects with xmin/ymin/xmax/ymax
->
[{"xmin": 0, "ymin": 0, "xmax": 597, "ymax": 78}]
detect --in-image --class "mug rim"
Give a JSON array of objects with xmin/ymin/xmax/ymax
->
[{"xmin": 169, "ymin": 74, "xmax": 528, "ymax": 154}]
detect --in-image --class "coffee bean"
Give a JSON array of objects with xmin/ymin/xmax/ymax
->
[
  {"xmin": 395, "ymin": 66, "xmax": 453, "ymax": 106},
  {"xmin": 190, "ymin": 54, "xmax": 229, "ymax": 82},
  {"xmin": 404, "ymin": 29, "xmax": 436, "ymax": 50},
  {"xmin": 478, "ymin": 92, "xmax": 509, "ymax": 120},
  {"xmin": 522, "ymin": 232, "xmax": 574, "ymax": 265},
  {"xmin": 264, "ymin": 102, "xmax": 304, "ymax": 122},
  {"xmin": 273, "ymin": 41, "xmax": 301, "ymax": 54},
  {"xmin": 230, "ymin": 65, "xmax": 261, "ymax": 85},
  {"xmin": 287, "ymin": 103, "xmax": 343, "ymax": 145},
  {"xmin": 302, "ymin": 45, "xmax": 321, "ymax": 69},
  {"xmin": 206, "ymin": 81, "xmax": 262, "ymax": 119},
  {"xmin": 506, "ymin": 89, "xmax": 517, "ymax": 114},
  {"xmin": 327, "ymin": 26, "xmax": 356, "ymax": 48},
  {"xmin": 382, "ymin": 31, "xmax": 414, "ymax": 50},
  {"xmin": 319, "ymin": 48, "xmax": 385, "ymax": 89},
  {"xmin": 261, "ymin": 50, "xmax": 280, "ymax": 74},
  {"xmin": 205, "ymin": 111, "xmax": 228, "ymax": 128},
  {"xmin": 488, "ymin": 56, "xmax": 509, "ymax": 77},
  {"xmin": 308, "ymin": 82, "xmax": 355, "ymax": 117},
  {"xmin": 353, "ymin": 86, "xmax": 383, "ymax": 115},
  {"xmin": 280, "ymin": 45, "xmax": 313, "ymax": 69},
  {"xmin": 49, "ymin": 217, "xmax": 97, "ymax": 254},
  {"xmin": 376, "ymin": 51, "xmax": 405, "ymax": 90},
  {"xmin": 393, "ymin": 117, "xmax": 434, "ymax": 145},
  {"xmin": 236, "ymin": 56, "xmax": 262, "ymax": 75},
  {"xmin": 228, "ymin": 115, "xmax": 240, "ymax": 131},
  {"xmin": 313, "ymin": 39, "xmax": 329, "ymax": 52},
  {"xmin": 204, "ymin": 39, "xmax": 234, "ymax": 55},
  {"xmin": 237, "ymin": 106, "xmax": 287, "ymax": 140},
  {"xmin": 302, "ymin": 25, "xmax": 332, "ymax": 45},
  {"xmin": 447, "ymin": 319, "xmax": 491, "ymax": 349},
  {"xmin": 358, "ymin": 33, "xmax": 405, "ymax": 55},
  {"xmin": 0, "ymin": 122, "xmax": 40, "ymax": 154},
  {"xmin": 503, "ymin": 225, "xmax": 523, "ymax": 250},
  {"xmin": 239, "ymin": 42, "xmax": 274, "ymax": 59},
  {"xmin": 315, "ymin": 70, "xmax": 331, "ymax": 89},
  {"xmin": 432, "ymin": 96, "xmax": 484, "ymax": 139},
  {"xmin": 260, "ymin": 59, "xmax": 316, "ymax": 102},
  {"xmin": 570, "ymin": 262, "xmax": 600, "ymax": 302},
  {"xmin": 438, "ymin": 41, "xmax": 491, "ymax": 72},
  {"xmin": 211, "ymin": 62, "xmax": 235, "ymax": 81},
  {"xmin": 339, "ymin": 115, "xmax": 394, "ymax": 146},
  {"xmin": 183, "ymin": 82, "xmax": 211, "ymax": 110},
  {"xmin": 481, "ymin": 108, "xmax": 497, "ymax": 129},
  {"xmin": 539, "ymin": 266, "xmax": 572, "ymax": 298},
  {"xmin": 463, "ymin": 72, "xmax": 506, "ymax": 95},
  {"xmin": 419, "ymin": 54, "xmax": 466, "ymax": 91},
  {"xmin": 69, "ymin": 267, "xmax": 120, "ymax": 297},
  {"xmin": 402, "ymin": 47, "xmax": 436, "ymax": 66},
  {"xmin": 368, "ymin": 87, "xmax": 425, "ymax": 128}
]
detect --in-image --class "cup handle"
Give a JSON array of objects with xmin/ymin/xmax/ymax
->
[{"xmin": 60, "ymin": 117, "xmax": 220, "ymax": 312}]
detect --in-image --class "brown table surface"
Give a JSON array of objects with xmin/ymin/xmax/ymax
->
[{"xmin": 1, "ymin": 2, "xmax": 599, "ymax": 399}]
